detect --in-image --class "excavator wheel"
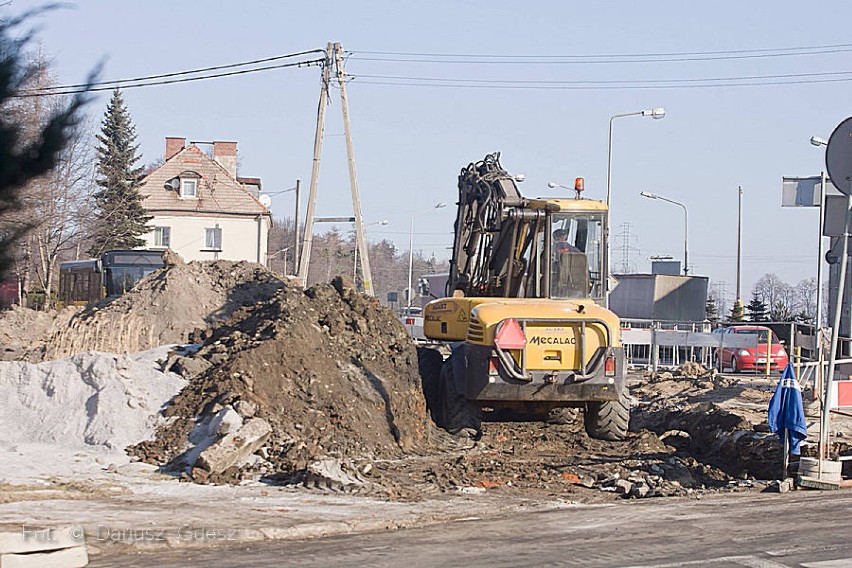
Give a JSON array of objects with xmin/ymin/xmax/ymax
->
[
  {"xmin": 583, "ymin": 387, "xmax": 629, "ymax": 441},
  {"xmin": 435, "ymin": 352, "xmax": 481, "ymax": 437},
  {"xmin": 417, "ymin": 347, "xmax": 444, "ymax": 423}
]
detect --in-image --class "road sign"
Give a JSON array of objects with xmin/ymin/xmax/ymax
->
[
  {"xmin": 781, "ymin": 176, "xmax": 839, "ymax": 207},
  {"xmin": 826, "ymin": 117, "xmax": 852, "ymax": 195}
]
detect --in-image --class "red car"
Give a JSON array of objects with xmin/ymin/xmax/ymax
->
[{"xmin": 717, "ymin": 325, "xmax": 789, "ymax": 373}]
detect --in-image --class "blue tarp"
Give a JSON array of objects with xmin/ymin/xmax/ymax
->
[{"xmin": 767, "ymin": 363, "xmax": 808, "ymax": 455}]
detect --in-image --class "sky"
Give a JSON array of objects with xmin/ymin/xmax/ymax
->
[{"xmin": 8, "ymin": 0, "xmax": 851, "ymax": 309}]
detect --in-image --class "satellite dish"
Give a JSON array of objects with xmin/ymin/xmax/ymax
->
[
  {"xmin": 165, "ymin": 178, "xmax": 180, "ymax": 191},
  {"xmin": 826, "ymin": 116, "xmax": 852, "ymax": 195},
  {"xmin": 259, "ymin": 194, "xmax": 272, "ymax": 207}
]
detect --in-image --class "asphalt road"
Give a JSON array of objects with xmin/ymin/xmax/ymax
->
[{"xmin": 91, "ymin": 490, "xmax": 852, "ymax": 568}]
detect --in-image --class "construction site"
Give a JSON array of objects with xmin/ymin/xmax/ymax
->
[
  {"xmin": 3, "ymin": 2, "xmax": 852, "ymax": 565},
  {"xmin": 2, "ymin": 246, "xmax": 851, "ymax": 565}
]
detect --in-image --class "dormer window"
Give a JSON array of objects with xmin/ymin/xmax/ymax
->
[
  {"xmin": 181, "ymin": 178, "xmax": 197, "ymax": 198},
  {"xmin": 177, "ymin": 171, "xmax": 201, "ymax": 199}
]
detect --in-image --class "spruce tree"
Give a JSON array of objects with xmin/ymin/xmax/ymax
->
[
  {"xmin": 705, "ymin": 296, "xmax": 719, "ymax": 322},
  {"xmin": 728, "ymin": 300, "xmax": 745, "ymax": 322},
  {"xmin": 745, "ymin": 296, "xmax": 769, "ymax": 322},
  {"xmin": 88, "ymin": 89, "xmax": 151, "ymax": 256}
]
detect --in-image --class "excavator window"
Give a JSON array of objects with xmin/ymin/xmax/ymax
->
[{"xmin": 548, "ymin": 213, "xmax": 605, "ymax": 301}]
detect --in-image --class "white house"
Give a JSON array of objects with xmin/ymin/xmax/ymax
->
[{"xmin": 139, "ymin": 137, "xmax": 271, "ymax": 265}]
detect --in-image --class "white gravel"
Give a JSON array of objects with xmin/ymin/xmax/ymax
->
[{"xmin": 0, "ymin": 346, "xmax": 186, "ymax": 484}]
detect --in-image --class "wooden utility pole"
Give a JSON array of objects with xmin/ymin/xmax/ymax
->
[
  {"xmin": 297, "ymin": 44, "xmax": 332, "ymax": 285},
  {"xmin": 297, "ymin": 42, "xmax": 376, "ymax": 296},
  {"xmin": 334, "ymin": 42, "xmax": 374, "ymax": 296}
]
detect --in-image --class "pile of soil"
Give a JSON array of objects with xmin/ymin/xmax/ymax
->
[
  {"xmin": 631, "ymin": 374, "xmax": 783, "ymax": 480},
  {"xmin": 0, "ymin": 305, "xmax": 57, "ymax": 360},
  {"xmin": 0, "ymin": 256, "xmax": 285, "ymax": 361},
  {"xmin": 130, "ymin": 276, "xmax": 434, "ymax": 484}
]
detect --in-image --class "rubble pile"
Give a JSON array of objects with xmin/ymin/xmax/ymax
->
[
  {"xmin": 631, "ymin": 373, "xmax": 783, "ymax": 480},
  {"xmin": 130, "ymin": 276, "xmax": 434, "ymax": 486}
]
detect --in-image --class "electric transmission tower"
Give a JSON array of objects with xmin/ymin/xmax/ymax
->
[{"xmin": 615, "ymin": 222, "xmax": 641, "ymax": 274}]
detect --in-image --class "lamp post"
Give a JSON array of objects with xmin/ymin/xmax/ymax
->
[
  {"xmin": 640, "ymin": 191, "xmax": 689, "ymax": 275},
  {"xmin": 811, "ymin": 135, "xmax": 829, "ymax": 446},
  {"xmin": 607, "ymin": 108, "xmax": 666, "ymax": 209},
  {"xmin": 354, "ymin": 220, "xmax": 389, "ymax": 284},
  {"xmin": 605, "ymin": 107, "xmax": 665, "ymax": 306},
  {"xmin": 408, "ymin": 202, "xmax": 447, "ymax": 307}
]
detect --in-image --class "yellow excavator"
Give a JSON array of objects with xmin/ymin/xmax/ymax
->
[{"xmin": 419, "ymin": 152, "xmax": 628, "ymax": 440}]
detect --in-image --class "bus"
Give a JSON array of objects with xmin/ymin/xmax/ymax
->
[{"xmin": 59, "ymin": 250, "xmax": 165, "ymax": 305}]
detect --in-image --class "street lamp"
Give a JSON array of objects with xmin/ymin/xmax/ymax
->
[
  {"xmin": 354, "ymin": 220, "xmax": 389, "ymax": 283},
  {"xmin": 640, "ymin": 191, "xmax": 689, "ymax": 275},
  {"xmin": 606, "ymin": 108, "xmax": 666, "ymax": 208},
  {"xmin": 810, "ymin": 134, "xmax": 830, "ymax": 440},
  {"xmin": 605, "ymin": 108, "xmax": 665, "ymax": 307},
  {"xmin": 408, "ymin": 202, "xmax": 447, "ymax": 307}
]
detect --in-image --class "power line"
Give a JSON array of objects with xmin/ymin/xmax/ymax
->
[
  {"xmin": 351, "ymin": 75, "xmax": 852, "ymax": 91},
  {"xmin": 25, "ymin": 49, "xmax": 327, "ymax": 93},
  {"xmin": 350, "ymin": 45, "xmax": 852, "ymax": 65},
  {"xmin": 15, "ymin": 55, "xmax": 326, "ymax": 97},
  {"xmin": 352, "ymin": 42, "xmax": 852, "ymax": 59},
  {"xmin": 352, "ymin": 69, "xmax": 852, "ymax": 86}
]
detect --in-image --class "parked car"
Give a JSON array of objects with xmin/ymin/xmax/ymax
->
[
  {"xmin": 398, "ymin": 306, "xmax": 425, "ymax": 340},
  {"xmin": 716, "ymin": 325, "xmax": 789, "ymax": 373}
]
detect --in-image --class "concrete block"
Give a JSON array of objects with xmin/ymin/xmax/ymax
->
[
  {"xmin": 615, "ymin": 479, "xmax": 633, "ymax": 495},
  {"xmin": 1, "ymin": 545, "xmax": 88, "ymax": 568},
  {"xmin": 196, "ymin": 417, "xmax": 271, "ymax": 474}
]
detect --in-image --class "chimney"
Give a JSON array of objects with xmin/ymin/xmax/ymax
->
[
  {"xmin": 213, "ymin": 141, "xmax": 238, "ymax": 178},
  {"xmin": 165, "ymin": 137, "xmax": 185, "ymax": 161}
]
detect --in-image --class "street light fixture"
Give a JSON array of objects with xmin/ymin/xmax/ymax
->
[
  {"xmin": 640, "ymin": 190, "xmax": 689, "ymax": 275},
  {"xmin": 607, "ymin": 108, "xmax": 666, "ymax": 208},
  {"xmin": 408, "ymin": 202, "xmax": 447, "ymax": 307},
  {"xmin": 811, "ymin": 135, "xmax": 828, "ymax": 147}
]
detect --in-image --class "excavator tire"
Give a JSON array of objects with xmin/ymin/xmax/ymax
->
[
  {"xmin": 583, "ymin": 387, "xmax": 629, "ymax": 441},
  {"xmin": 436, "ymin": 352, "xmax": 481, "ymax": 437},
  {"xmin": 417, "ymin": 347, "xmax": 444, "ymax": 423}
]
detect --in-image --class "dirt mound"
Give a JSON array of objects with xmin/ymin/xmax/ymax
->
[
  {"xmin": 0, "ymin": 260, "xmax": 286, "ymax": 361},
  {"xmin": 130, "ymin": 276, "xmax": 433, "ymax": 485},
  {"xmin": 0, "ymin": 305, "xmax": 62, "ymax": 361}
]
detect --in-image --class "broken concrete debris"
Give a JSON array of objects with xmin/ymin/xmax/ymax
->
[{"xmin": 196, "ymin": 418, "xmax": 272, "ymax": 475}]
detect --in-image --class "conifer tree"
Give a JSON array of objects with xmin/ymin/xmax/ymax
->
[
  {"xmin": 728, "ymin": 300, "xmax": 745, "ymax": 322},
  {"xmin": 745, "ymin": 296, "xmax": 769, "ymax": 322},
  {"xmin": 0, "ymin": 14, "xmax": 90, "ymax": 274},
  {"xmin": 87, "ymin": 89, "xmax": 151, "ymax": 256}
]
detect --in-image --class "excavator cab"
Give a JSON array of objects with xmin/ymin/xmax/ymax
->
[{"xmin": 547, "ymin": 208, "xmax": 606, "ymax": 302}]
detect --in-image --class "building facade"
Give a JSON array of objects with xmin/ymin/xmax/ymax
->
[{"xmin": 138, "ymin": 137, "xmax": 271, "ymax": 265}]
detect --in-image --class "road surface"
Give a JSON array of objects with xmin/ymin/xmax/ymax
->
[{"xmin": 90, "ymin": 490, "xmax": 852, "ymax": 567}]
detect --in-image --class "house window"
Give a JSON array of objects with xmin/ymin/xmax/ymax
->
[
  {"xmin": 153, "ymin": 226, "xmax": 171, "ymax": 248},
  {"xmin": 205, "ymin": 227, "xmax": 222, "ymax": 251},
  {"xmin": 180, "ymin": 178, "xmax": 198, "ymax": 198}
]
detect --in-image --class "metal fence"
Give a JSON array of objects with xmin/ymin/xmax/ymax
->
[{"xmin": 620, "ymin": 319, "xmax": 830, "ymax": 373}]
